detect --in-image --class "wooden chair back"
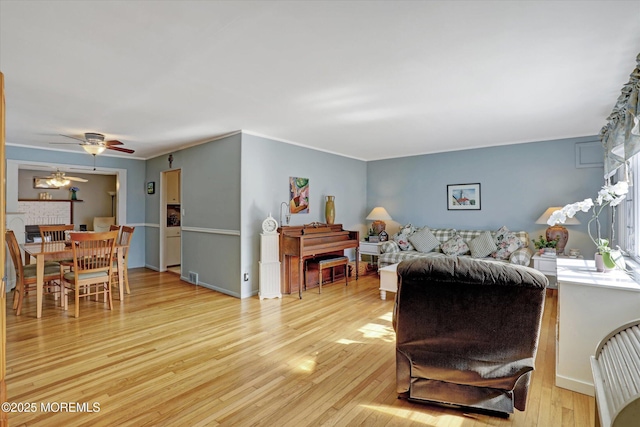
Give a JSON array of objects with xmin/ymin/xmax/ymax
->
[
  {"xmin": 119, "ymin": 226, "xmax": 135, "ymax": 247},
  {"xmin": 5, "ymin": 230, "xmax": 24, "ymax": 279},
  {"xmin": 69, "ymin": 231, "xmax": 118, "ymax": 275},
  {"xmin": 39, "ymin": 224, "xmax": 74, "ymax": 242}
]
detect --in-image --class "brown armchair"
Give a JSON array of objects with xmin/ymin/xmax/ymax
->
[{"xmin": 393, "ymin": 257, "xmax": 547, "ymax": 416}]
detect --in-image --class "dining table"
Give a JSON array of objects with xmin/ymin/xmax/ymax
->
[{"xmin": 22, "ymin": 240, "xmax": 127, "ymax": 318}]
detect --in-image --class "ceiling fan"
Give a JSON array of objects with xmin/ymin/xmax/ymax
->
[
  {"xmin": 50, "ymin": 132, "xmax": 135, "ymax": 155},
  {"xmin": 43, "ymin": 169, "xmax": 88, "ymax": 187}
]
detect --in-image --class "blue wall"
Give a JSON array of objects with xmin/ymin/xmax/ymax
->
[
  {"xmin": 6, "ymin": 146, "xmax": 147, "ymax": 267},
  {"xmin": 145, "ymin": 134, "xmax": 242, "ymax": 296},
  {"xmin": 240, "ymin": 133, "xmax": 367, "ymax": 297},
  {"xmin": 6, "ymin": 133, "xmax": 607, "ymax": 297},
  {"xmin": 367, "ymin": 136, "xmax": 605, "ymax": 258}
]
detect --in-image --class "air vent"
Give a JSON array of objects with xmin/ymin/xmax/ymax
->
[{"xmin": 188, "ymin": 272, "xmax": 198, "ymax": 285}]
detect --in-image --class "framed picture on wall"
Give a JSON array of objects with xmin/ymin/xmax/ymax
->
[
  {"xmin": 147, "ymin": 181, "xmax": 155, "ymax": 195},
  {"xmin": 447, "ymin": 183, "xmax": 481, "ymax": 210},
  {"xmin": 289, "ymin": 177, "xmax": 309, "ymax": 214},
  {"xmin": 33, "ymin": 177, "xmax": 59, "ymax": 189}
]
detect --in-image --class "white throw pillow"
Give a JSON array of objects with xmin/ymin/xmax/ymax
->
[
  {"xmin": 408, "ymin": 227, "xmax": 440, "ymax": 253},
  {"xmin": 468, "ymin": 231, "xmax": 497, "ymax": 258}
]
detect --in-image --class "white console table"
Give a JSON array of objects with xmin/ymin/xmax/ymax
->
[{"xmin": 556, "ymin": 258, "xmax": 640, "ymax": 396}]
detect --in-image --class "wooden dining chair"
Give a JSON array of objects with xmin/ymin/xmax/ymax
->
[
  {"xmin": 118, "ymin": 226, "xmax": 135, "ymax": 294},
  {"xmin": 39, "ymin": 224, "xmax": 75, "ymax": 273},
  {"xmin": 39, "ymin": 224, "xmax": 75, "ymax": 242},
  {"xmin": 110, "ymin": 225, "xmax": 134, "ymax": 298},
  {"xmin": 62, "ymin": 231, "xmax": 118, "ymax": 318},
  {"xmin": 5, "ymin": 230, "xmax": 62, "ymax": 316}
]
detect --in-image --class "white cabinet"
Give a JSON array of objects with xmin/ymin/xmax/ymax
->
[
  {"xmin": 166, "ymin": 170, "xmax": 181, "ymax": 203},
  {"xmin": 556, "ymin": 258, "xmax": 640, "ymax": 396},
  {"xmin": 165, "ymin": 227, "xmax": 181, "ymax": 267},
  {"xmin": 259, "ymin": 233, "xmax": 281, "ymax": 299}
]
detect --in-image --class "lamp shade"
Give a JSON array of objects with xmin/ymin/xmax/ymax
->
[
  {"xmin": 366, "ymin": 207, "xmax": 392, "ymax": 221},
  {"xmin": 535, "ymin": 207, "xmax": 580, "ymax": 225}
]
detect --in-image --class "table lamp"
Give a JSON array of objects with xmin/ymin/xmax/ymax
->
[
  {"xmin": 535, "ymin": 206, "xmax": 580, "ymax": 255},
  {"xmin": 366, "ymin": 207, "xmax": 392, "ymax": 235}
]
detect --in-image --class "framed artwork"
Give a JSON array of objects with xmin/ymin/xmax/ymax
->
[
  {"xmin": 147, "ymin": 181, "xmax": 155, "ymax": 195},
  {"xmin": 33, "ymin": 177, "xmax": 59, "ymax": 189},
  {"xmin": 447, "ymin": 183, "xmax": 481, "ymax": 210},
  {"xmin": 289, "ymin": 177, "xmax": 309, "ymax": 214}
]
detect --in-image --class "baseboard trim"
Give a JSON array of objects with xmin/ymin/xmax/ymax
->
[
  {"xmin": 555, "ymin": 374, "xmax": 594, "ymax": 396},
  {"xmin": 195, "ymin": 281, "xmax": 241, "ymax": 298}
]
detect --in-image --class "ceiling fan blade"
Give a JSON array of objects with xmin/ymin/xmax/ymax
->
[
  {"xmin": 107, "ymin": 146, "xmax": 135, "ymax": 154},
  {"xmin": 106, "ymin": 140, "xmax": 123, "ymax": 146},
  {"xmin": 67, "ymin": 176, "xmax": 88, "ymax": 182},
  {"xmin": 59, "ymin": 134, "xmax": 86, "ymax": 142}
]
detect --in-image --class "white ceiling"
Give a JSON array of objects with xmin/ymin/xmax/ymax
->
[{"xmin": 1, "ymin": 1, "xmax": 639, "ymax": 161}]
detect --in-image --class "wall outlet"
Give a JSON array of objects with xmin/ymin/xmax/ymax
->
[{"xmin": 243, "ymin": 272, "xmax": 249, "ymax": 281}]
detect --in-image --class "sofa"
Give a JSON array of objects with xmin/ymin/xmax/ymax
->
[
  {"xmin": 393, "ymin": 256, "xmax": 548, "ymax": 415},
  {"xmin": 378, "ymin": 225, "xmax": 532, "ymax": 268}
]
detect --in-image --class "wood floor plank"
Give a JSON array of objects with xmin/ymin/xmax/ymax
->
[{"xmin": 4, "ymin": 268, "xmax": 594, "ymax": 426}]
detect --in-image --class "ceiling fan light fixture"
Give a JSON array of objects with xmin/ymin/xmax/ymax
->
[
  {"xmin": 47, "ymin": 177, "xmax": 70, "ymax": 187},
  {"xmin": 83, "ymin": 144, "xmax": 106, "ymax": 155}
]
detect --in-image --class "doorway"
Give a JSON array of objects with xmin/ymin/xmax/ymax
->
[{"xmin": 161, "ymin": 169, "xmax": 181, "ymax": 274}]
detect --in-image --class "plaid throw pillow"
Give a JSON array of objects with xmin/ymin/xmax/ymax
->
[
  {"xmin": 468, "ymin": 231, "xmax": 497, "ymax": 258},
  {"xmin": 408, "ymin": 228, "xmax": 440, "ymax": 253}
]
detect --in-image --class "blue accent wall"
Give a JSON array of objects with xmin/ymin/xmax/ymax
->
[
  {"xmin": 240, "ymin": 133, "xmax": 367, "ymax": 297},
  {"xmin": 367, "ymin": 136, "xmax": 605, "ymax": 258}
]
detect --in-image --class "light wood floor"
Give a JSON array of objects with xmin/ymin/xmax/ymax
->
[{"xmin": 6, "ymin": 268, "xmax": 595, "ymax": 426}]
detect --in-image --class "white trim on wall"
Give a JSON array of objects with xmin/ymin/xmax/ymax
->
[{"xmin": 181, "ymin": 226, "xmax": 241, "ymax": 236}]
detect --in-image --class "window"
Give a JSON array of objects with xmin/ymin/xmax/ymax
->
[{"xmin": 617, "ymin": 155, "xmax": 639, "ymax": 260}]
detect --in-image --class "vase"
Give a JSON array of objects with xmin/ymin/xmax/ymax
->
[
  {"xmin": 71, "ymin": 191, "xmax": 77, "ymax": 200},
  {"xmin": 325, "ymin": 196, "xmax": 335, "ymax": 224},
  {"xmin": 594, "ymin": 253, "xmax": 604, "ymax": 272}
]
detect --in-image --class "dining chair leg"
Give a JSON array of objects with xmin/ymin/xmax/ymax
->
[
  {"xmin": 75, "ymin": 284, "xmax": 80, "ymax": 318},
  {"xmin": 124, "ymin": 269, "xmax": 130, "ymax": 294}
]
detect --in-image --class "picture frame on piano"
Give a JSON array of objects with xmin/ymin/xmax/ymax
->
[{"xmin": 368, "ymin": 235, "xmax": 380, "ymax": 243}]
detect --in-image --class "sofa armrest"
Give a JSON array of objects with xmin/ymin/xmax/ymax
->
[
  {"xmin": 509, "ymin": 247, "xmax": 533, "ymax": 266},
  {"xmin": 380, "ymin": 241, "xmax": 400, "ymax": 254}
]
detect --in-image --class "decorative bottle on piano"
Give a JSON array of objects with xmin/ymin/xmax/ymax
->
[{"xmin": 325, "ymin": 196, "xmax": 335, "ymax": 224}]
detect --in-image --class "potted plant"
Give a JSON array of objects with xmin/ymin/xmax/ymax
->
[
  {"xmin": 548, "ymin": 181, "xmax": 628, "ymax": 271},
  {"xmin": 532, "ymin": 235, "xmax": 558, "ymax": 255}
]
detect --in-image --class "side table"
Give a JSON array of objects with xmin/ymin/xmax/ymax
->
[
  {"xmin": 531, "ymin": 253, "xmax": 558, "ymax": 276},
  {"xmin": 359, "ymin": 240, "xmax": 383, "ymax": 271},
  {"xmin": 532, "ymin": 253, "xmax": 583, "ymax": 289}
]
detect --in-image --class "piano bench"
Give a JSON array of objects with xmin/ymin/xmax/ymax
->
[{"xmin": 305, "ymin": 256, "xmax": 349, "ymax": 294}]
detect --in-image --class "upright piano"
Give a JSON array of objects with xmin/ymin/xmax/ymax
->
[{"xmin": 279, "ymin": 223, "xmax": 359, "ymax": 295}]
